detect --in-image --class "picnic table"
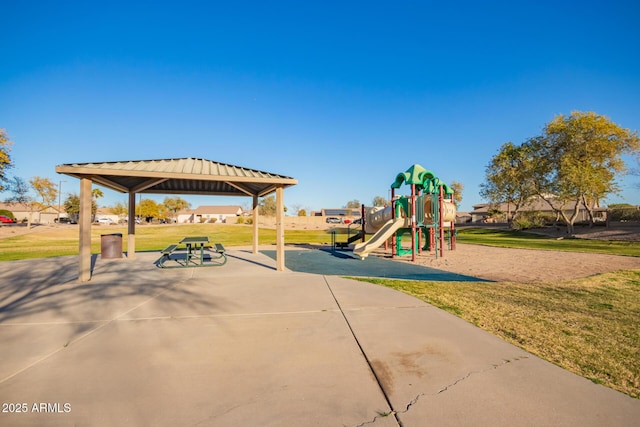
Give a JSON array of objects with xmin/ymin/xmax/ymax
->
[
  {"xmin": 156, "ymin": 236, "xmax": 227, "ymax": 268},
  {"xmin": 180, "ymin": 236, "xmax": 209, "ymax": 266}
]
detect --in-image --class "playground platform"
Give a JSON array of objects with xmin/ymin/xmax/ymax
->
[{"xmin": 0, "ymin": 249, "xmax": 638, "ymax": 426}]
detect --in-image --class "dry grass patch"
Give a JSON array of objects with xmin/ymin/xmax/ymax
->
[{"xmin": 354, "ymin": 270, "xmax": 640, "ymax": 398}]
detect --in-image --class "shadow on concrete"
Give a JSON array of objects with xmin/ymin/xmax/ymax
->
[{"xmin": 0, "ymin": 255, "xmax": 223, "ymax": 326}]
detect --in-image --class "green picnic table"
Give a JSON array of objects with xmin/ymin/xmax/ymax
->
[
  {"xmin": 156, "ymin": 236, "xmax": 227, "ymax": 268},
  {"xmin": 180, "ymin": 236, "xmax": 209, "ymax": 266}
]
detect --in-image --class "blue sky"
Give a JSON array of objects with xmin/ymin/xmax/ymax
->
[{"xmin": 1, "ymin": 1, "xmax": 639, "ymax": 213}]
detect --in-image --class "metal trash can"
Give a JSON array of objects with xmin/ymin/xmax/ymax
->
[{"xmin": 101, "ymin": 233, "xmax": 123, "ymax": 259}]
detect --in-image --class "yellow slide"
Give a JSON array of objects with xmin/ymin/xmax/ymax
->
[{"xmin": 353, "ymin": 217, "xmax": 410, "ymax": 260}]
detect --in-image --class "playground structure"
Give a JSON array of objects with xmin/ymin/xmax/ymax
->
[{"xmin": 350, "ymin": 164, "xmax": 457, "ymax": 261}]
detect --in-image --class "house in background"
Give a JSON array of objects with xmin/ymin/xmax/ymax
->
[
  {"xmin": 470, "ymin": 196, "xmax": 605, "ymax": 223},
  {"xmin": 177, "ymin": 205, "xmax": 243, "ymax": 224},
  {"xmin": 310, "ymin": 208, "xmax": 362, "ymax": 218},
  {"xmin": 455, "ymin": 212, "xmax": 472, "ymax": 224},
  {"xmin": 0, "ymin": 202, "xmax": 64, "ymax": 224}
]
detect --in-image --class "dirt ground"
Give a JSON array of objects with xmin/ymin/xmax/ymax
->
[
  {"xmin": 2, "ymin": 222, "xmax": 639, "ymax": 283},
  {"xmin": 368, "ymin": 244, "xmax": 640, "ymax": 283},
  {"xmin": 366, "ymin": 223, "xmax": 640, "ymax": 282}
]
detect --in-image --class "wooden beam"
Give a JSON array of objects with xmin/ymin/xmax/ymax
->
[
  {"xmin": 252, "ymin": 195, "xmax": 259, "ymax": 254},
  {"xmin": 276, "ymin": 186, "xmax": 285, "ymax": 271},
  {"xmin": 225, "ymin": 181, "xmax": 254, "ymax": 197},
  {"xmin": 79, "ymin": 178, "xmax": 92, "ymax": 282},
  {"xmin": 90, "ymin": 175, "xmax": 129, "ymax": 193},
  {"xmin": 128, "ymin": 192, "xmax": 136, "ymax": 259},
  {"xmin": 131, "ymin": 178, "xmax": 168, "ymax": 193}
]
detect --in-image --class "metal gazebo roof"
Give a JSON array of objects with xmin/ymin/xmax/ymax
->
[{"xmin": 55, "ymin": 157, "xmax": 298, "ymax": 197}]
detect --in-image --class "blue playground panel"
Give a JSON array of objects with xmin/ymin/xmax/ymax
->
[{"xmin": 262, "ymin": 249, "xmax": 488, "ymax": 282}]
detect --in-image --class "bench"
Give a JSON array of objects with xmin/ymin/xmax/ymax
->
[
  {"xmin": 162, "ymin": 244, "xmax": 179, "ymax": 255},
  {"xmin": 157, "ymin": 244, "xmax": 179, "ymax": 267},
  {"xmin": 207, "ymin": 243, "xmax": 227, "ymax": 266}
]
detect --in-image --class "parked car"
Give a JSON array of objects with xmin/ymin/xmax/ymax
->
[
  {"xmin": 0, "ymin": 215, "xmax": 16, "ymax": 223},
  {"xmin": 97, "ymin": 218, "xmax": 114, "ymax": 224},
  {"xmin": 326, "ymin": 217, "xmax": 342, "ymax": 224}
]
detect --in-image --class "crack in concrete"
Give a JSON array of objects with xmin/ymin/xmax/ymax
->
[
  {"xmin": 436, "ymin": 356, "xmax": 529, "ymax": 395},
  {"xmin": 353, "ymin": 356, "xmax": 530, "ymax": 426},
  {"xmin": 353, "ymin": 410, "xmax": 398, "ymax": 427}
]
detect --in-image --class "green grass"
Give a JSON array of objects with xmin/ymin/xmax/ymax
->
[
  {"xmin": 353, "ymin": 270, "xmax": 640, "ymax": 398},
  {"xmin": 2, "ymin": 224, "xmax": 638, "ymax": 261},
  {"xmin": 0, "ymin": 224, "xmax": 333, "ymax": 261},
  {"xmin": 457, "ymin": 227, "xmax": 640, "ymax": 257}
]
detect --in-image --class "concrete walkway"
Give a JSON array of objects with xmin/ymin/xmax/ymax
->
[{"xmin": 0, "ymin": 250, "xmax": 638, "ymax": 426}]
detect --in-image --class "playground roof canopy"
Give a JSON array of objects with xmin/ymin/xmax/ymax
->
[
  {"xmin": 55, "ymin": 157, "xmax": 298, "ymax": 197},
  {"xmin": 392, "ymin": 164, "xmax": 453, "ymax": 194}
]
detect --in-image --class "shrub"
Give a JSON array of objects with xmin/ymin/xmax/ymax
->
[
  {"xmin": 511, "ymin": 211, "xmax": 549, "ymax": 230},
  {"xmin": 237, "ymin": 216, "xmax": 245, "ymax": 224},
  {"xmin": 0, "ymin": 209, "xmax": 15, "ymax": 219},
  {"xmin": 608, "ymin": 207, "xmax": 640, "ymax": 222}
]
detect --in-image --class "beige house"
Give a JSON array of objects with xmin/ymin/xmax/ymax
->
[
  {"xmin": 177, "ymin": 205, "xmax": 243, "ymax": 224},
  {"xmin": 0, "ymin": 202, "xmax": 65, "ymax": 224}
]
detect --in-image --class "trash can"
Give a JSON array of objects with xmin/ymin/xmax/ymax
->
[{"xmin": 101, "ymin": 233, "xmax": 123, "ymax": 259}]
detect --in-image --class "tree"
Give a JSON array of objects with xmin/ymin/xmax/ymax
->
[
  {"xmin": 371, "ymin": 196, "xmax": 388, "ymax": 207},
  {"xmin": 0, "ymin": 129, "xmax": 13, "ymax": 191},
  {"xmin": 64, "ymin": 194, "xmax": 81, "ymax": 221},
  {"xmin": 530, "ymin": 112, "xmax": 640, "ymax": 233},
  {"xmin": 344, "ymin": 199, "xmax": 361, "ymax": 209},
  {"xmin": 163, "ymin": 196, "xmax": 191, "ymax": 218},
  {"xmin": 64, "ymin": 193, "xmax": 97, "ymax": 221},
  {"xmin": 4, "ymin": 176, "xmax": 32, "ymax": 226},
  {"xmin": 480, "ymin": 141, "xmax": 537, "ymax": 222},
  {"xmin": 449, "ymin": 181, "xmax": 464, "ymax": 209},
  {"xmin": 138, "ymin": 199, "xmax": 160, "ymax": 220},
  {"xmin": 484, "ymin": 112, "xmax": 640, "ymax": 234},
  {"xmin": 30, "ymin": 176, "xmax": 58, "ymax": 209},
  {"xmin": 111, "ymin": 202, "xmax": 128, "ymax": 217},
  {"xmin": 290, "ymin": 204, "xmax": 308, "ymax": 216},
  {"xmin": 4, "ymin": 176, "xmax": 30, "ymax": 204},
  {"xmin": 92, "ymin": 188, "xmax": 104, "ymax": 205},
  {"xmin": 259, "ymin": 196, "xmax": 276, "ymax": 216},
  {"xmin": 258, "ymin": 195, "xmax": 287, "ymax": 216}
]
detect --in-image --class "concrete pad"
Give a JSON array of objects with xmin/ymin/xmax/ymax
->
[
  {"xmin": 1, "ymin": 250, "xmax": 638, "ymax": 426},
  {"xmin": 1, "ymin": 314, "xmax": 395, "ymax": 426},
  {"xmin": 326, "ymin": 276, "xmax": 640, "ymax": 426}
]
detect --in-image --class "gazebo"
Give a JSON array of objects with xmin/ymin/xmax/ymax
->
[{"xmin": 55, "ymin": 158, "xmax": 298, "ymax": 282}]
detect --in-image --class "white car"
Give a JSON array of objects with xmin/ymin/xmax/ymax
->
[{"xmin": 97, "ymin": 218, "xmax": 114, "ymax": 224}]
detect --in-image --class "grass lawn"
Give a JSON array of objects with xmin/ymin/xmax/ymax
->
[
  {"xmin": 0, "ymin": 223, "xmax": 334, "ymax": 261},
  {"xmin": 353, "ymin": 271, "xmax": 640, "ymax": 399},
  {"xmin": 457, "ymin": 227, "xmax": 640, "ymax": 257}
]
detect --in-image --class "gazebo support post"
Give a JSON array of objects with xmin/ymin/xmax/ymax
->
[
  {"xmin": 79, "ymin": 178, "xmax": 92, "ymax": 282},
  {"xmin": 276, "ymin": 186, "xmax": 285, "ymax": 271},
  {"xmin": 128, "ymin": 192, "xmax": 136, "ymax": 259},
  {"xmin": 252, "ymin": 195, "xmax": 259, "ymax": 254}
]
